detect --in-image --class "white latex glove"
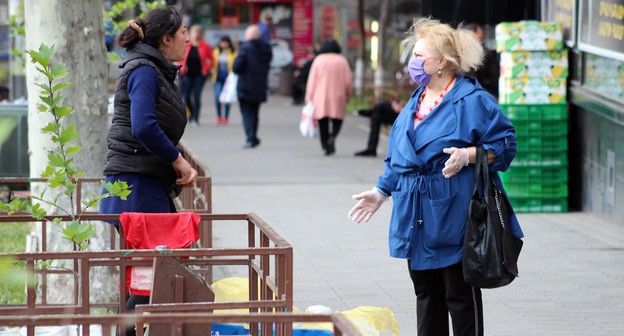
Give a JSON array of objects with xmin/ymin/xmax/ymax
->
[
  {"xmin": 348, "ymin": 188, "xmax": 388, "ymax": 223},
  {"xmin": 442, "ymin": 147, "xmax": 469, "ymax": 178}
]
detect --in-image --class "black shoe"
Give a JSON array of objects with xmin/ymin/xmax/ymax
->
[
  {"xmin": 325, "ymin": 137, "xmax": 335, "ymax": 156},
  {"xmin": 243, "ymin": 138, "xmax": 261, "ymax": 149},
  {"xmin": 354, "ymin": 149, "xmax": 376, "ymax": 157}
]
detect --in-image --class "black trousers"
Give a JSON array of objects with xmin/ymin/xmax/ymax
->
[
  {"xmin": 118, "ymin": 294, "xmax": 149, "ymax": 336},
  {"xmin": 239, "ymin": 99, "xmax": 261, "ymax": 144},
  {"xmin": 408, "ymin": 261, "xmax": 484, "ymax": 336},
  {"xmin": 317, "ymin": 117, "xmax": 343, "ymax": 151},
  {"xmin": 361, "ymin": 100, "xmax": 398, "ymax": 152}
]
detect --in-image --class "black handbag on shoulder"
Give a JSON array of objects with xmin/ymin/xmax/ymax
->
[{"xmin": 462, "ymin": 145, "xmax": 523, "ymax": 288}]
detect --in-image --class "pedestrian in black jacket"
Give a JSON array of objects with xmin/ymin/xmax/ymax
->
[{"xmin": 233, "ymin": 25, "xmax": 273, "ymax": 148}]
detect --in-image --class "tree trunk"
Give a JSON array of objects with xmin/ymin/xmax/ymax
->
[
  {"xmin": 374, "ymin": 0, "xmax": 390, "ymax": 101},
  {"xmin": 354, "ymin": 0, "xmax": 366, "ymax": 97},
  {"xmin": 24, "ymin": 0, "xmax": 113, "ymax": 305}
]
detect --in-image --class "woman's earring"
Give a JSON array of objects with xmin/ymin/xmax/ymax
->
[{"xmin": 437, "ymin": 69, "xmax": 443, "ymax": 77}]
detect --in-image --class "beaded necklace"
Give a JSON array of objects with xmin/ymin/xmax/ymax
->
[{"xmin": 415, "ymin": 76, "xmax": 456, "ymax": 120}]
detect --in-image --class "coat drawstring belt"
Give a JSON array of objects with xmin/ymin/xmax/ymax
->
[{"xmin": 410, "ymin": 175, "xmax": 428, "ymax": 227}]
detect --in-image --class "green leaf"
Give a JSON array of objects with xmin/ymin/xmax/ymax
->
[
  {"xmin": 52, "ymin": 95, "xmax": 63, "ymax": 108},
  {"xmin": 65, "ymin": 145, "xmax": 82, "ymax": 155},
  {"xmin": 40, "ymin": 95, "xmax": 53, "ymax": 108},
  {"xmin": 35, "ymin": 83, "xmax": 51, "ymax": 94},
  {"xmin": 72, "ymin": 223, "xmax": 95, "ymax": 244},
  {"xmin": 25, "ymin": 49, "xmax": 46, "ymax": 68},
  {"xmin": 47, "ymin": 153, "xmax": 65, "ymax": 167},
  {"xmin": 54, "ymin": 106, "xmax": 73, "ymax": 119},
  {"xmin": 40, "ymin": 166, "xmax": 55, "ymax": 178},
  {"xmin": 38, "ymin": 44, "xmax": 55, "ymax": 65},
  {"xmin": 37, "ymin": 103, "xmax": 49, "ymax": 113},
  {"xmin": 41, "ymin": 122, "xmax": 59, "ymax": 134},
  {"xmin": 59, "ymin": 124, "xmax": 80, "ymax": 144},
  {"xmin": 50, "ymin": 64, "xmax": 68, "ymax": 80},
  {"xmin": 101, "ymin": 181, "xmax": 114, "ymax": 193},
  {"xmin": 48, "ymin": 173, "xmax": 65, "ymax": 189},
  {"xmin": 34, "ymin": 66, "xmax": 53, "ymax": 81},
  {"xmin": 52, "ymin": 82, "xmax": 71, "ymax": 92},
  {"xmin": 30, "ymin": 203, "xmax": 47, "ymax": 220}
]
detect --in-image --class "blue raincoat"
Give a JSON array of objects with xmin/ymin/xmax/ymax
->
[{"xmin": 376, "ymin": 76, "xmax": 524, "ymax": 271}]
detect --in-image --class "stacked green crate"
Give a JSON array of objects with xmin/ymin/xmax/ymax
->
[{"xmin": 495, "ymin": 21, "xmax": 568, "ymax": 212}]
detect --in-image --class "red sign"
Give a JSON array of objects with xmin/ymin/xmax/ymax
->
[
  {"xmin": 292, "ymin": 0, "xmax": 314, "ymax": 64},
  {"xmin": 321, "ymin": 6, "xmax": 335, "ymax": 40}
]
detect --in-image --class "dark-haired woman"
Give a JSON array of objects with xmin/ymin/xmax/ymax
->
[
  {"xmin": 305, "ymin": 39, "xmax": 352, "ymax": 155},
  {"xmin": 212, "ymin": 35, "xmax": 237, "ymax": 125},
  {"xmin": 99, "ymin": 8, "xmax": 197, "ymax": 334}
]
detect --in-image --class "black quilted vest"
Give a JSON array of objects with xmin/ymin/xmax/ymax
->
[{"xmin": 103, "ymin": 43, "xmax": 186, "ymax": 181}]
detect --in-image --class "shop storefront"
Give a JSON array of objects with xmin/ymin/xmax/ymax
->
[
  {"xmin": 545, "ymin": 0, "xmax": 624, "ymax": 220},
  {"xmin": 186, "ymin": 0, "xmax": 370, "ymax": 94}
]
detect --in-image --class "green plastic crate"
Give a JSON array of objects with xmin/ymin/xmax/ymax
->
[
  {"xmin": 501, "ymin": 166, "xmax": 568, "ymax": 183},
  {"xmin": 516, "ymin": 136, "xmax": 568, "ymax": 152},
  {"xmin": 501, "ymin": 104, "xmax": 568, "ymax": 120},
  {"xmin": 511, "ymin": 151, "xmax": 568, "ymax": 166},
  {"xmin": 512, "ymin": 119, "xmax": 568, "ymax": 137},
  {"xmin": 505, "ymin": 182, "xmax": 568, "ymax": 198},
  {"xmin": 509, "ymin": 197, "xmax": 568, "ymax": 213}
]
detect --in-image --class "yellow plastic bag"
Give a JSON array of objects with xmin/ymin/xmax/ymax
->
[
  {"xmin": 211, "ymin": 277, "xmax": 249, "ymax": 314},
  {"xmin": 339, "ymin": 306, "xmax": 400, "ymax": 336}
]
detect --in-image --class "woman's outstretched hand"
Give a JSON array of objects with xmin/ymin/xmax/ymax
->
[{"xmin": 348, "ymin": 188, "xmax": 388, "ymax": 223}]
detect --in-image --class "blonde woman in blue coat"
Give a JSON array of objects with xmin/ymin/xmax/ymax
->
[{"xmin": 349, "ymin": 17, "xmax": 523, "ymax": 336}]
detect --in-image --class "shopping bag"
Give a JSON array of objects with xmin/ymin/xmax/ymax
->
[
  {"xmin": 219, "ymin": 73, "xmax": 238, "ymax": 104},
  {"xmin": 299, "ymin": 102, "xmax": 316, "ymax": 137}
]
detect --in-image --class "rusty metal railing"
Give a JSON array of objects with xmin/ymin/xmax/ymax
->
[
  {"xmin": 0, "ymin": 312, "xmax": 363, "ymax": 336},
  {"xmin": 177, "ymin": 139, "xmax": 213, "ymax": 248},
  {"xmin": 0, "ymin": 212, "xmax": 293, "ymax": 326},
  {"xmin": 0, "ymin": 144, "xmax": 213, "ymax": 247}
]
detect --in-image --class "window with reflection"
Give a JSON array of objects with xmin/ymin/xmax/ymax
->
[{"xmin": 584, "ymin": 54, "xmax": 624, "ymax": 101}]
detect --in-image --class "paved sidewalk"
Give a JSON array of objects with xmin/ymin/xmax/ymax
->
[{"xmin": 182, "ymin": 85, "xmax": 624, "ymax": 335}]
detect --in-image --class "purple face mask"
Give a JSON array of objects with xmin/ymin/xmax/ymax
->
[{"xmin": 408, "ymin": 58, "xmax": 432, "ymax": 87}]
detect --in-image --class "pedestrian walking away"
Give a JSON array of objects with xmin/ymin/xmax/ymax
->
[
  {"xmin": 212, "ymin": 35, "xmax": 237, "ymax": 125},
  {"xmin": 233, "ymin": 25, "xmax": 273, "ymax": 149},
  {"xmin": 305, "ymin": 39, "xmax": 352, "ymax": 156},
  {"xmin": 99, "ymin": 8, "xmax": 198, "ymax": 335},
  {"xmin": 291, "ymin": 47, "xmax": 317, "ymax": 105},
  {"xmin": 179, "ymin": 24, "xmax": 214, "ymax": 126},
  {"xmin": 348, "ymin": 17, "xmax": 523, "ymax": 336}
]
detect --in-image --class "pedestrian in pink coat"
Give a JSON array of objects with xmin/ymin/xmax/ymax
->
[{"xmin": 305, "ymin": 39, "xmax": 352, "ymax": 156}]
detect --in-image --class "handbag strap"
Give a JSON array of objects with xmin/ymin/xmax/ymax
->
[{"xmin": 472, "ymin": 145, "xmax": 490, "ymax": 203}]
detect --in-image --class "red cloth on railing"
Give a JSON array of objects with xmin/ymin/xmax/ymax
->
[{"xmin": 120, "ymin": 212, "xmax": 200, "ymax": 296}]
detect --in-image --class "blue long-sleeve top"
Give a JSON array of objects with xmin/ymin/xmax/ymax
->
[{"xmin": 127, "ymin": 66, "xmax": 179, "ymax": 163}]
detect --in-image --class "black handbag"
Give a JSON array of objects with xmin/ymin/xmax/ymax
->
[{"xmin": 462, "ymin": 145, "xmax": 523, "ymax": 288}]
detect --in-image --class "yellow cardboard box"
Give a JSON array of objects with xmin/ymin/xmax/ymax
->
[
  {"xmin": 500, "ymin": 50, "xmax": 568, "ymax": 78},
  {"xmin": 499, "ymin": 77, "xmax": 567, "ymax": 104},
  {"xmin": 495, "ymin": 21, "xmax": 563, "ymax": 52}
]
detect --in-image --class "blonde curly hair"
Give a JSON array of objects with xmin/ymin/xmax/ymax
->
[{"xmin": 404, "ymin": 17, "xmax": 484, "ymax": 74}]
